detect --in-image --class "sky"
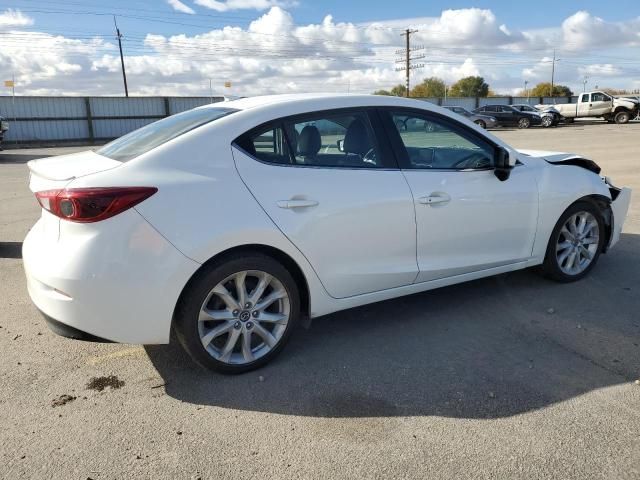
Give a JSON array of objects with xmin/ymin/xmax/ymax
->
[{"xmin": 0, "ymin": 0, "xmax": 639, "ymax": 97}]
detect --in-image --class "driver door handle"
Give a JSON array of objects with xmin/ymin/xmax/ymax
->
[
  {"xmin": 418, "ymin": 193, "xmax": 451, "ymax": 206},
  {"xmin": 277, "ymin": 199, "xmax": 319, "ymax": 209}
]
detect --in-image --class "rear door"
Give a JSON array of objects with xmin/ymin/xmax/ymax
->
[
  {"xmin": 232, "ymin": 108, "xmax": 418, "ymax": 299},
  {"xmin": 379, "ymin": 108, "xmax": 538, "ymax": 282}
]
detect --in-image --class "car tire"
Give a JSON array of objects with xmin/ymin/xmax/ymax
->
[
  {"xmin": 541, "ymin": 116, "xmax": 553, "ymax": 128},
  {"xmin": 474, "ymin": 119, "xmax": 486, "ymax": 129},
  {"xmin": 540, "ymin": 201, "xmax": 605, "ymax": 283},
  {"xmin": 518, "ymin": 117, "xmax": 531, "ymax": 129},
  {"xmin": 174, "ymin": 253, "xmax": 301, "ymax": 374},
  {"xmin": 614, "ymin": 111, "xmax": 630, "ymax": 124}
]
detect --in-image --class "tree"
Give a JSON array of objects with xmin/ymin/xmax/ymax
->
[
  {"xmin": 373, "ymin": 84, "xmax": 407, "ymax": 97},
  {"xmin": 411, "ymin": 77, "xmax": 446, "ymax": 98},
  {"xmin": 390, "ymin": 84, "xmax": 407, "ymax": 97},
  {"xmin": 528, "ymin": 82, "xmax": 573, "ymax": 97},
  {"xmin": 449, "ymin": 76, "xmax": 490, "ymax": 97}
]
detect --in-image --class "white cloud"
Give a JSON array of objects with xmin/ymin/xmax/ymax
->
[
  {"xmin": 0, "ymin": 9, "xmax": 33, "ymax": 29},
  {"xmin": 167, "ymin": 0, "xmax": 196, "ymax": 15},
  {"xmin": 562, "ymin": 11, "xmax": 640, "ymax": 50},
  {"xmin": 578, "ymin": 64, "xmax": 622, "ymax": 77},
  {"xmin": 194, "ymin": 0, "xmax": 295, "ymax": 12}
]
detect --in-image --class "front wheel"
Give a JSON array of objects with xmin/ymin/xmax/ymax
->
[
  {"xmin": 540, "ymin": 201, "xmax": 605, "ymax": 282},
  {"xmin": 518, "ymin": 117, "xmax": 531, "ymax": 129},
  {"xmin": 474, "ymin": 119, "xmax": 486, "ymax": 129},
  {"xmin": 615, "ymin": 111, "xmax": 630, "ymax": 124},
  {"xmin": 541, "ymin": 116, "xmax": 553, "ymax": 128},
  {"xmin": 174, "ymin": 253, "xmax": 300, "ymax": 374}
]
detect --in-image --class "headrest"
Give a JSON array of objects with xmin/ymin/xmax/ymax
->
[
  {"xmin": 297, "ymin": 125, "xmax": 321, "ymax": 157},
  {"xmin": 343, "ymin": 119, "xmax": 370, "ymax": 156}
]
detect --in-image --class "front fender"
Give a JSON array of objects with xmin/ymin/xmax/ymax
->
[{"xmin": 532, "ymin": 161, "xmax": 612, "ymax": 259}]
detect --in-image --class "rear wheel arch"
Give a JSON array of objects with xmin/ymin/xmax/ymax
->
[{"xmin": 173, "ymin": 244, "xmax": 311, "ymax": 325}]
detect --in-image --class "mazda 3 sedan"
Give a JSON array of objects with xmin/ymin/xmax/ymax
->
[{"xmin": 23, "ymin": 94, "xmax": 631, "ymax": 373}]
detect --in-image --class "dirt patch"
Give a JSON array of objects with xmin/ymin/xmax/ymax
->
[
  {"xmin": 51, "ymin": 394, "xmax": 76, "ymax": 407},
  {"xmin": 87, "ymin": 375, "xmax": 125, "ymax": 392}
]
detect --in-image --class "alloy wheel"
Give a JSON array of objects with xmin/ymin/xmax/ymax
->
[
  {"xmin": 198, "ymin": 270, "xmax": 290, "ymax": 365},
  {"xmin": 518, "ymin": 118, "xmax": 531, "ymax": 128},
  {"xmin": 555, "ymin": 212, "xmax": 600, "ymax": 275}
]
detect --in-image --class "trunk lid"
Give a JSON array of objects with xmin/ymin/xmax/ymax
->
[{"xmin": 27, "ymin": 150, "xmax": 121, "ymax": 192}]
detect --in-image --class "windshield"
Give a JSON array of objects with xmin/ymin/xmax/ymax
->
[{"xmin": 98, "ymin": 107, "xmax": 238, "ymax": 162}]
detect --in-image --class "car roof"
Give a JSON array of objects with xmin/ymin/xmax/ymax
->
[{"xmin": 197, "ymin": 93, "xmax": 447, "ymax": 113}]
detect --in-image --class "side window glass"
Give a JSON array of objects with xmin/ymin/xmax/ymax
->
[
  {"xmin": 390, "ymin": 111, "xmax": 494, "ymax": 170},
  {"xmin": 238, "ymin": 125, "xmax": 293, "ymax": 165},
  {"xmin": 592, "ymin": 92, "xmax": 607, "ymax": 102},
  {"xmin": 581, "ymin": 94, "xmax": 589, "ymax": 103},
  {"xmin": 283, "ymin": 112, "xmax": 382, "ymax": 168}
]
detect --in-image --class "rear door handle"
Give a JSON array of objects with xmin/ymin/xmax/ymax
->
[
  {"xmin": 418, "ymin": 193, "xmax": 451, "ymax": 206},
  {"xmin": 277, "ymin": 199, "xmax": 319, "ymax": 209}
]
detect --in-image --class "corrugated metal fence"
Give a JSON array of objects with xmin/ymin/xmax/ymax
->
[
  {"xmin": 0, "ymin": 95, "xmax": 575, "ymax": 145},
  {"xmin": 0, "ymin": 96, "xmax": 224, "ymax": 144}
]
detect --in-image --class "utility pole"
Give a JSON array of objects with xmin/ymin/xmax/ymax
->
[
  {"xmin": 582, "ymin": 75, "xmax": 589, "ymax": 92},
  {"xmin": 550, "ymin": 49, "xmax": 561, "ymax": 97},
  {"xmin": 114, "ymin": 16, "xmax": 129, "ymax": 97},
  {"xmin": 524, "ymin": 80, "xmax": 529, "ymax": 102},
  {"xmin": 395, "ymin": 29, "xmax": 424, "ymax": 97}
]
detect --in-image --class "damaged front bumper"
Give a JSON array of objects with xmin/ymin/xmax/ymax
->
[{"xmin": 604, "ymin": 177, "xmax": 632, "ymax": 249}]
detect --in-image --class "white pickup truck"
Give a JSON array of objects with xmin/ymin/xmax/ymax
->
[{"xmin": 543, "ymin": 91, "xmax": 639, "ymax": 124}]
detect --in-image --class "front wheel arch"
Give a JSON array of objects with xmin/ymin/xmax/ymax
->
[
  {"xmin": 556, "ymin": 195, "xmax": 613, "ymax": 253},
  {"xmin": 173, "ymin": 244, "xmax": 311, "ymax": 328}
]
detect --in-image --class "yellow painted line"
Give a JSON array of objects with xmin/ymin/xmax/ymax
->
[{"xmin": 86, "ymin": 346, "xmax": 145, "ymax": 365}]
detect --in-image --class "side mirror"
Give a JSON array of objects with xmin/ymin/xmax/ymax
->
[
  {"xmin": 495, "ymin": 146, "xmax": 515, "ymax": 181},
  {"xmin": 337, "ymin": 139, "xmax": 345, "ymax": 152}
]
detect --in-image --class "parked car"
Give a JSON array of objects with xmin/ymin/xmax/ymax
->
[
  {"xmin": 474, "ymin": 104, "xmax": 542, "ymax": 128},
  {"xmin": 0, "ymin": 116, "xmax": 8, "ymax": 150},
  {"xmin": 443, "ymin": 105, "xmax": 498, "ymax": 129},
  {"xmin": 511, "ymin": 104, "xmax": 561, "ymax": 127},
  {"xmin": 545, "ymin": 91, "xmax": 639, "ymax": 124},
  {"xmin": 23, "ymin": 94, "xmax": 631, "ymax": 373}
]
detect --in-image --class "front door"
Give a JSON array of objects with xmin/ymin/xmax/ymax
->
[
  {"xmin": 380, "ymin": 108, "xmax": 539, "ymax": 283},
  {"xmin": 232, "ymin": 108, "xmax": 418, "ymax": 299}
]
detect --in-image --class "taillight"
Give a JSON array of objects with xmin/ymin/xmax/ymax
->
[{"xmin": 35, "ymin": 187, "xmax": 157, "ymax": 223}]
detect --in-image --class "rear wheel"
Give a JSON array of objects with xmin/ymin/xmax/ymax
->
[
  {"xmin": 541, "ymin": 116, "xmax": 553, "ymax": 128},
  {"xmin": 518, "ymin": 117, "xmax": 531, "ymax": 129},
  {"xmin": 174, "ymin": 253, "xmax": 300, "ymax": 374},
  {"xmin": 540, "ymin": 201, "xmax": 605, "ymax": 282},
  {"xmin": 615, "ymin": 111, "xmax": 630, "ymax": 124},
  {"xmin": 474, "ymin": 119, "xmax": 486, "ymax": 129}
]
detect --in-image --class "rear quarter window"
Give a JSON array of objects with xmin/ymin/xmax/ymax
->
[{"xmin": 98, "ymin": 107, "xmax": 237, "ymax": 162}]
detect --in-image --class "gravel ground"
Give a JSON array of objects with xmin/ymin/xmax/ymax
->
[{"xmin": 1, "ymin": 123, "xmax": 639, "ymax": 479}]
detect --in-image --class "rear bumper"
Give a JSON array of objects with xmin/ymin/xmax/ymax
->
[{"xmin": 23, "ymin": 209, "xmax": 200, "ymax": 344}]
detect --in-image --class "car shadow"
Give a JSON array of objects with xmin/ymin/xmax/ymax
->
[
  {"xmin": 145, "ymin": 233, "xmax": 640, "ymax": 419},
  {"xmin": 0, "ymin": 152, "xmax": 54, "ymax": 164}
]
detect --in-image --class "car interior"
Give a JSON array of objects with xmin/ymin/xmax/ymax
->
[{"xmin": 240, "ymin": 114, "xmax": 381, "ymax": 168}]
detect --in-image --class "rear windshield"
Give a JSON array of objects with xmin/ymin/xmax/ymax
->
[{"xmin": 97, "ymin": 107, "xmax": 237, "ymax": 161}]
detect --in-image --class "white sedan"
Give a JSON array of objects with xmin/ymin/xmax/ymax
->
[{"xmin": 23, "ymin": 94, "xmax": 631, "ymax": 373}]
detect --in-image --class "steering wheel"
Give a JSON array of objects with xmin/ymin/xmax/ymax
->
[
  {"xmin": 362, "ymin": 148, "xmax": 377, "ymax": 165},
  {"xmin": 450, "ymin": 152, "xmax": 492, "ymax": 169}
]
